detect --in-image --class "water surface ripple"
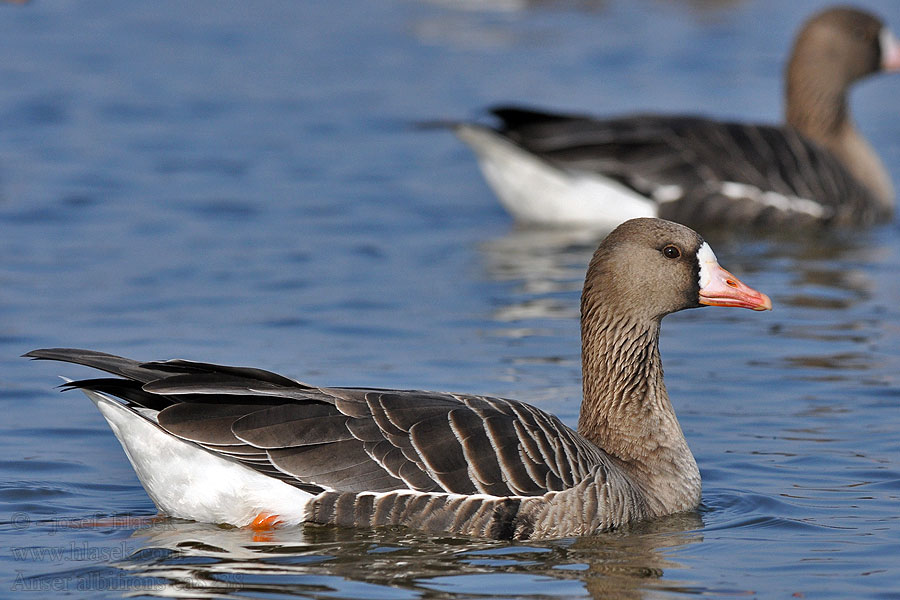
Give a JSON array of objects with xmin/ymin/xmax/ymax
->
[{"xmin": 2, "ymin": 0, "xmax": 899, "ymax": 598}]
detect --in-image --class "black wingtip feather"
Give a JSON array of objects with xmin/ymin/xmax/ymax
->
[
  {"xmin": 140, "ymin": 359, "xmax": 311, "ymax": 389},
  {"xmin": 24, "ymin": 348, "xmax": 122, "ymax": 361},
  {"xmin": 60, "ymin": 377, "xmax": 177, "ymax": 411},
  {"xmin": 22, "ymin": 348, "xmax": 163, "ymax": 383},
  {"xmin": 489, "ymin": 105, "xmax": 586, "ymax": 129}
]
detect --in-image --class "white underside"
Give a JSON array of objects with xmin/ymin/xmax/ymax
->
[
  {"xmin": 456, "ymin": 124, "xmax": 839, "ymax": 224},
  {"xmin": 84, "ymin": 390, "xmax": 314, "ymax": 527},
  {"xmin": 455, "ymin": 124, "xmax": 656, "ymax": 227}
]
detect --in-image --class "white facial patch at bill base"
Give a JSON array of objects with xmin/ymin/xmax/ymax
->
[
  {"xmin": 881, "ymin": 27, "xmax": 900, "ymax": 69},
  {"xmin": 697, "ymin": 241, "xmax": 718, "ymax": 289}
]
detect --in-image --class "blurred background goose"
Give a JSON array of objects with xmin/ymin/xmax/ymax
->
[
  {"xmin": 26, "ymin": 219, "xmax": 770, "ymax": 540},
  {"xmin": 454, "ymin": 6, "xmax": 900, "ymax": 229}
]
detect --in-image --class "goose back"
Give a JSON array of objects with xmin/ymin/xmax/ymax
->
[
  {"xmin": 26, "ymin": 348, "xmax": 634, "ymax": 537},
  {"xmin": 25, "ymin": 219, "xmax": 772, "ymax": 539},
  {"xmin": 488, "ymin": 107, "xmax": 887, "ymax": 227},
  {"xmin": 455, "ymin": 7, "xmax": 898, "ymax": 228}
]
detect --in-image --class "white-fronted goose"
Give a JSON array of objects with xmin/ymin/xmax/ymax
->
[
  {"xmin": 455, "ymin": 7, "xmax": 900, "ymax": 228},
  {"xmin": 26, "ymin": 218, "xmax": 771, "ymax": 540}
]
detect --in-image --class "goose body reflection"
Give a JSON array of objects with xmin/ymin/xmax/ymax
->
[{"xmin": 115, "ymin": 511, "xmax": 702, "ymax": 600}]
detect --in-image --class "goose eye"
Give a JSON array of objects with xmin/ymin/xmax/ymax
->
[{"xmin": 663, "ymin": 245, "xmax": 681, "ymax": 259}]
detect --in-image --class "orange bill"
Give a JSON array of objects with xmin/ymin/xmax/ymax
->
[{"xmin": 699, "ymin": 262, "xmax": 772, "ymax": 311}]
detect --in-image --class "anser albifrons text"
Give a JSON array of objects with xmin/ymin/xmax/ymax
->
[
  {"xmin": 26, "ymin": 218, "xmax": 771, "ymax": 540},
  {"xmin": 455, "ymin": 7, "xmax": 900, "ymax": 228}
]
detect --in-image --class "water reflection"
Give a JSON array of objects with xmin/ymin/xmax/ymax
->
[
  {"xmin": 418, "ymin": 0, "xmax": 744, "ymax": 16},
  {"xmin": 479, "ymin": 223, "xmax": 878, "ymax": 319},
  {"xmin": 564, "ymin": 512, "xmax": 704, "ymax": 599},
  {"xmin": 477, "ymin": 226, "xmax": 604, "ymax": 403},
  {"xmin": 479, "ymin": 224, "xmax": 609, "ymax": 323},
  {"xmin": 113, "ymin": 511, "xmax": 703, "ymax": 599},
  {"xmin": 477, "ymin": 221, "xmax": 893, "ymax": 407},
  {"xmin": 716, "ymin": 227, "xmax": 889, "ymax": 382}
]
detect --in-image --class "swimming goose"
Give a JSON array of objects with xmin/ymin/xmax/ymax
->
[
  {"xmin": 455, "ymin": 7, "xmax": 900, "ymax": 228},
  {"xmin": 26, "ymin": 218, "xmax": 771, "ymax": 540}
]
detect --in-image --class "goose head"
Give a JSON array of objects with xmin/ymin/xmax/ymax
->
[
  {"xmin": 582, "ymin": 218, "xmax": 771, "ymax": 324},
  {"xmin": 789, "ymin": 7, "xmax": 900, "ymax": 87},
  {"xmin": 787, "ymin": 7, "xmax": 900, "ymax": 131}
]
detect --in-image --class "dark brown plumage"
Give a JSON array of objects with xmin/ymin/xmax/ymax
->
[
  {"xmin": 455, "ymin": 6, "xmax": 899, "ymax": 228},
  {"xmin": 26, "ymin": 218, "xmax": 771, "ymax": 539},
  {"xmin": 786, "ymin": 6, "xmax": 896, "ymax": 205}
]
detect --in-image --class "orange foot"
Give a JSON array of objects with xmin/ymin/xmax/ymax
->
[{"xmin": 248, "ymin": 512, "xmax": 282, "ymax": 542}]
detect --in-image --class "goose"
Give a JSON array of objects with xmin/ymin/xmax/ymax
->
[
  {"xmin": 26, "ymin": 218, "xmax": 771, "ymax": 540},
  {"xmin": 454, "ymin": 6, "xmax": 900, "ymax": 228}
]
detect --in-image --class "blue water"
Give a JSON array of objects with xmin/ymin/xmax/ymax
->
[{"xmin": 2, "ymin": 0, "xmax": 899, "ymax": 598}]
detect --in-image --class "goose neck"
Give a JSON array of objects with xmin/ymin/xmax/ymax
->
[
  {"xmin": 578, "ymin": 307, "xmax": 700, "ymax": 512},
  {"xmin": 785, "ymin": 63, "xmax": 894, "ymax": 207}
]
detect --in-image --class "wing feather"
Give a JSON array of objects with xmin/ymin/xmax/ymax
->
[
  {"xmin": 232, "ymin": 404, "xmax": 352, "ymax": 448},
  {"xmin": 157, "ymin": 403, "xmax": 277, "ymax": 446},
  {"xmin": 488, "ymin": 106, "xmax": 884, "ymax": 226},
  {"xmin": 448, "ymin": 408, "xmax": 505, "ymax": 494},
  {"xmin": 27, "ymin": 348, "xmax": 614, "ymax": 499}
]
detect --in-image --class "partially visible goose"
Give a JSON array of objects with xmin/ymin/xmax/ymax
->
[
  {"xmin": 26, "ymin": 219, "xmax": 771, "ymax": 540},
  {"xmin": 455, "ymin": 7, "xmax": 900, "ymax": 228}
]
